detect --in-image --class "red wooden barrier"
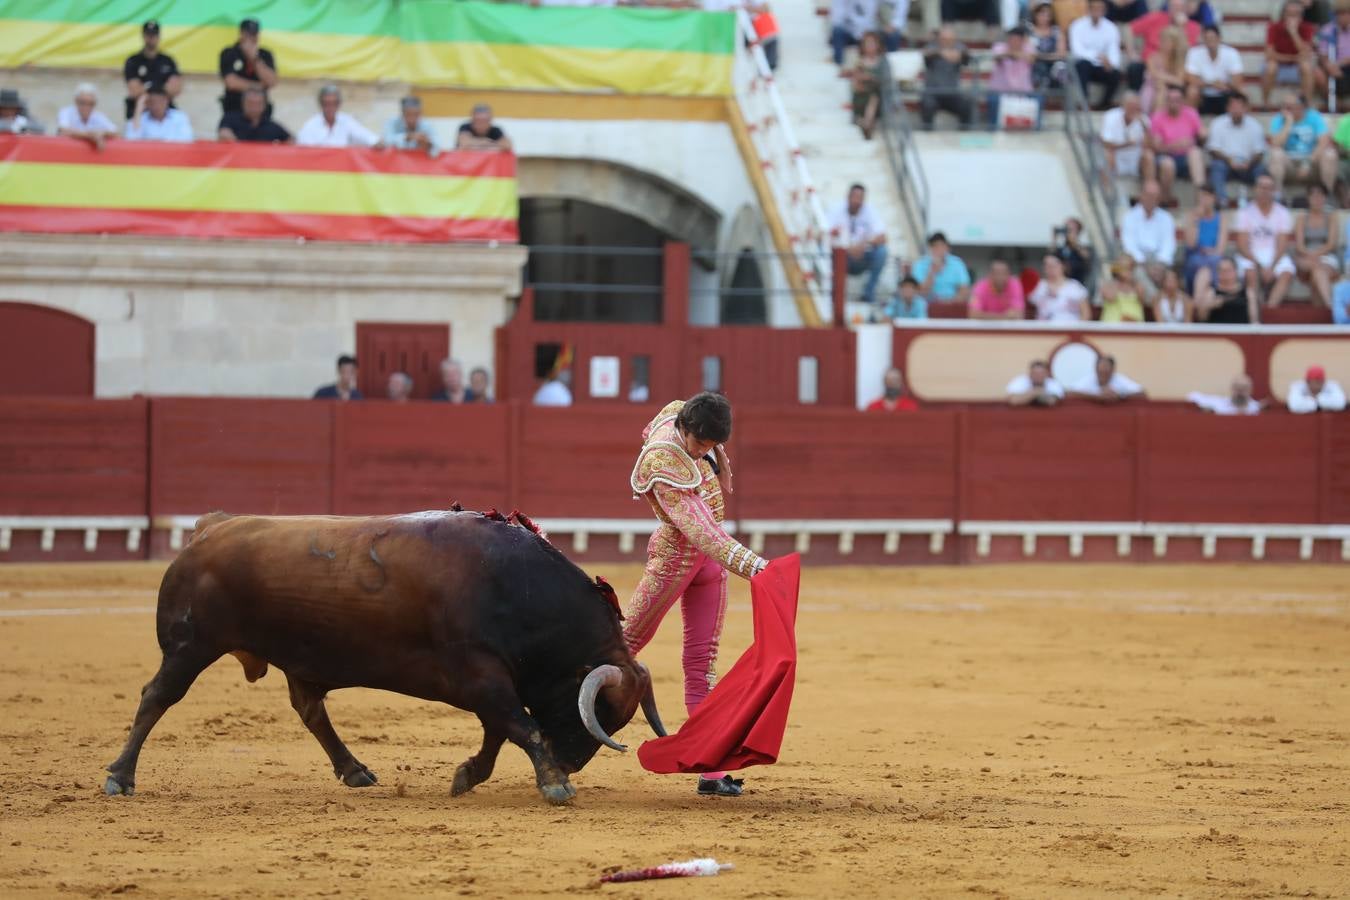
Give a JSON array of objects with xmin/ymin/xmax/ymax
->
[
  {"xmin": 516, "ymin": 405, "xmax": 657, "ymax": 518},
  {"xmin": 1327, "ymin": 416, "xmax": 1350, "ymax": 523}
]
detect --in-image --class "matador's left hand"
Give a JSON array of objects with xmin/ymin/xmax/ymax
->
[{"xmin": 714, "ymin": 443, "xmax": 733, "ymax": 495}]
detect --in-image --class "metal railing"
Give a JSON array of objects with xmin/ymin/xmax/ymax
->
[
  {"xmin": 878, "ymin": 58, "xmax": 931, "ymax": 250},
  {"xmin": 1060, "ymin": 66, "xmax": 1122, "ymax": 267}
]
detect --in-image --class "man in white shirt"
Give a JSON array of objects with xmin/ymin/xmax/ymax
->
[
  {"xmin": 1120, "ymin": 180, "xmax": 1175, "ymax": 293},
  {"xmin": 1070, "ymin": 0, "xmax": 1123, "ymax": 109},
  {"xmin": 1100, "ymin": 91, "xmax": 1149, "ymax": 180},
  {"xmin": 1070, "ymin": 354, "xmax": 1144, "ymax": 403},
  {"xmin": 829, "ymin": 0, "xmax": 906, "ymax": 66},
  {"xmin": 533, "ymin": 371, "xmax": 573, "ymax": 407},
  {"xmin": 1234, "ymin": 173, "xmax": 1296, "ymax": 307},
  {"xmin": 1287, "ymin": 365, "xmax": 1347, "ymax": 413},
  {"xmin": 56, "ymin": 83, "xmax": 118, "ymax": 151},
  {"xmin": 827, "ymin": 183, "xmax": 888, "ymax": 306},
  {"xmin": 124, "ymin": 85, "xmax": 193, "ymax": 142},
  {"xmin": 1007, "ymin": 359, "xmax": 1065, "ymax": 407},
  {"xmin": 1205, "ymin": 92, "xmax": 1266, "ymax": 204},
  {"xmin": 1185, "ymin": 25, "xmax": 1245, "ymax": 116},
  {"xmin": 296, "ymin": 85, "xmax": 380, "ymax": 148},
  {"xmin": 1188, "ymin": 374, "xmax": 1262, "ymax": 415}
]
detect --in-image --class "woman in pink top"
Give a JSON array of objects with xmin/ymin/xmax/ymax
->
[
  {"xmin": 989, "ymin": 27, "xmax": 1039, "ymax": 128},
  {"xmin": 1145, "ymin": 84, "xmax": 1206, "ymax": 205}
]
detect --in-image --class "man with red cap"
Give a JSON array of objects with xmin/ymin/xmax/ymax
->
[{"xmin": 1287, "ymin": 365, "xmax": 1346, "ymax": 413}]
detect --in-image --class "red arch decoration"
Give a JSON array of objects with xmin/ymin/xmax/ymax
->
[{"xmin": 0, "ymin": 302, "xmax": 95, "ymax": 396}]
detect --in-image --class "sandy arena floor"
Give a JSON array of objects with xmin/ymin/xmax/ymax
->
[{"xmin": 0, "ymin": 562, "xmax": 1347, "ymax": 898}]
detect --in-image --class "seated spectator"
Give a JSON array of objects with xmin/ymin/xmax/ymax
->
[
  {"xmin": 1138, "ymin": 25, "xmax": 1190, "ymax": 114},
  {"xmin": 829, "ymin": 0, "xmax": 903, "ymax": 68},
  {"xmin": 1030, "ymin": 254, "xmax": 1091, "ymax": 322},
  {"xmin": 1070, "ymin": 353, "xmax": 1144, "ymax": 401},
  {"xmin": 1294, "ymin": 183, "xmax": 1340, "ymax": 307},
  {"xmin": 57, "ymin": 84, "xmax": 118, "ymax": 150},
  {"xmin": 989, "ymin": 27, "xmax": 1039, "ymax": 128},
  {"xmin": 124, "ymin": 20, "xmax": 181, "ymax": 121},
  {"xmin": 220, "ymin": 18, "xmax": 277, "ymax": 115},
  {"xmin": 1183, "ymin": 186, "xmax": 1226, "ymax": 294},
  {"xmin": 387, "ymin": 372, "xmax": 414, "ymax": 403},
  {"xmin": 1195, "ymin": 256, "xmax": 1258, "ymax": 323},
  {"xmin": 1268, "ymin": 92, "xmax": 1336, "ymax": 196},
  {"xmin": 468, "ymin": 366, "xmax": 493, "ymax": 403},
  {"xmin": 432, "ymin": 359, "xmax": 468, "ymax": 403},
  {"xmin": 1145, "ymin": 86, "xmax": 1206, "ymax": 205},
  {"xmin": 1288, "ymin": 364, "xmax": 1347, "ymax": 412},
  {"xmin": 911, "ymin": 232, "xmax": 971, "ymax": 302},
  {"xmin": 1030, "ymin": 2, "xmax": 1068, "ymax": 90},
  {"xmin": 313, "ymin": 354, "xmax": 363, "ymax": 401},
  {"xmin": 385, "ymin": 96, "xmax": 439, "ymax": 157},
  {"xmin": 1053, "ymin": 217, "xmax": 1096, "ymax": 286},
  {"xmin": 1121, "ymin": 180, "xmax": 1176, "ymax": 294},
  {"xmin": 921, "ymin": 27, "xmax": 974, "ymax": 129},
  {"xmin": 1262, "ymin": 0, "xmax": 1318, "ymax": 105},
  {"xmin": 1205, "ymin": 92, "xmax": 1265, "ymax": 205},
  {"xmin": 865, "ymin": 367, "xmax": 920, "ymax": 412},
  {"xmin": 1235, "ymin": 174, "xmax": 1297, "ymax": 308},
  {"xmin": 124, "ymin": 85, "xmax": 192, "ymax": 142},
  {"xmin": 1185, "ymin": 25, "xmax": 1245, "ymax": 115},
  {"xmin": 1152, "ymin": 267, "xmax": 1195, "ymax": 322},
  {"xmin": 1128, "ymin": 2, "xmax": 1201, "ymax": 94},
  {"xmin": 886, "ymin": 276, "xmax": 929, "ymax": 319},
  {"xmin": 828, "ymin": 183, "xmax": 888, "ymax": 306},
  {"xmin": 1099, "ymin": 257, "xmax": 1147, "ymax": 322},
  {"xmin": 1007, "ymin": 359, "xmax": 1065, "ymax": 407},
  {"xmin": 297, "ymin": 85, "xmax": 379, "ymax": 148},
  {"xmin": 0, "ymin": 88, "xmax": 40, "ymax": 134},
  {"xmin": 1316, "ymin": 3, "xmax": 1350, "ymax": 106},
  {"xmin": 457, "ymin": 103, "xmax": 512, "ymax": 152},
  {"xmin": 1188, "ymin": 374, "xmax": 1262, "ymax": 415},
  {"xmin": 1070, "ymin": 0, "xmax": 1124, "ymax": 110},
  {"xmin": 969, "ymin": 259, "xmax": 1025, "ymax": 319},
  {"xmin": 850, "ymin": 31, "xmax": 885, "ymax": 140},
  {"xmin": 218, "ymin": 88, "xmax": 291, "ymax": 143},
  {"xmin": 533, "ymin": 369, "xmax": 573, "ymax": 407},
  {"xmin": 1100, "ymin": 92, "xmax": 1149, "ymax": 184}
]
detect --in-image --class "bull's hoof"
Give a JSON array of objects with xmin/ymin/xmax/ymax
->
[
  {"xmin": 104, "ymin": 775, "xmax": 134, "ymax": 797},
  {"xmin": 539, "ymin": 781, "xmax": 576, "ymax": 806},
  {"xmin": 450, "ymin": 763, "xmax": 475, "ymax": 797},
  {"xmin": 342, "ymin": 766, "xmax": 377, "ymax": 788}
]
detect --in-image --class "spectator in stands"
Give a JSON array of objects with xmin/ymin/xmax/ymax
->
[
  {"xmin": 969, "ymin": 259, "xmax": 1025, "ymax": 319},
  {"xmin": 851, "ymin": 31, "xmax": 885, "ymax": 139},
  {"xmin": 1183, "ymin": 185, "xmax": 1227, "ymax": 293},
  {"xmin": 57, "ymin": 84, "xmax": 118, "ymax": 151},
  {"xmin": 385, "ymin": 97, "xmax": 439, "ymax": 157},
  {"xmin": 124, "ymin": 85, "xmax": 192, "ymax": 142},
  {"xmin": 1317, "ymin": 2, "xmax": 1350, "ymax": 106},
  {"xmin": 432, "ymin": 359, "xmax": 469, "ymax": 403},
  {"xmin": 1030, "ymin": 254, "xmax": 1091, "ymax": 322},
  {"xmin": 921, "ymin": 27, "xmax": 974, "ymax": 129},
  {"xmin": 1100, "ymin": 91, "xmax": 1149, "ymax": 185},
  {"xmin": 829, "ymin": 0, "xmax": 904, "ymax": 67},
  {"xmin": 1293, "ymin": 182, "xmax": 1340, "ymax": 307},
  {"xmin": 1146, "ymin": 85, "xmax": 1206, "ymax": 205},
  {"xmin": 1030, "ymin": 2, "xmax": 1068, "ymax": 90},
  {"xmin": 1263, "ymin": 1, "xmax": 1319, "ymax": 105},
  {"xmin": 866, "ymin": 367, "xmax": 919, "ymax": 412},
  {"xmin": 1196, "ymin": 256, "xmax": 1257, "ymax": 323},
  {"xmin": 1053, "ymin": 217, "xmax": 1096, "ymax": 287},
  {"xmin": 1128, "ymin": 2, "xmax": 1200, "ymax": 99},
  {"xmin": 1138, "ymin": 25, "xmax": 1190, "ymax": 114},
  {"xmin": 1188, "ymin": 374, "xmax": 1262, "ymax": 415},
  {"xmin": 1268, "ymin": 92, "xmax": 1336, "ymax": 197},
  {"xmin": 297, "ymin": 85, "xmax": 380, "ymax": 148},
  {"xmin": 1007, "ymin": 359, "xmax": 1065, "ymax": 407},
  {"xmin": 886, "ymin": 276, "xmax": 929, "ymax": 319},
  {"xmin": 218, "ymin": 88, "xmax": 291, "ymax": 143},
  {"xmin": 457, "ymin": 103, "xmax": 513, "ymax": 152},
  {"xmin": 1070, "ymin": 353, "xmax": 1144, "ymax": 401},
  {"xmin": 313, "ymin": 355, "xmax": 363, "ymax": 401},
  {"xmin": 828, "ymin": 183, "xmax": 888, "ymax": 306},
  {"xmin": 469, "ymin": 367, "xmax": 493, "ymax": 403},
  {"xmin": 1161, "ymin": 0, "xmax": 1217, "ymax": 28},
  {"xmin": 387, "ymin": 371, "xmax": 414, "ymax": 403},
  {"xmin": 1236, "ymin": 174, "xmax": 1297, "ymax": 308},
  {"xmin": 1121, "ymin": 180, "xmax": 1176, "ymax": 294},
  {"xmin": 1099, "ymin": 257, "xmax": 1147, "ymax": 322},
  {"xmin": 124, "ymin": 20, "xmax": 181, "ymax": 121},
  {"xmin": 1070, "ymin": 0, "xmax": 1123, "ymax": 110},
  {"xmin": 911, "ymin": 231, "xmax": 972, "ymax": 302},
  {"xmin": 1152, "ymin": 267, "xmax": 1195, "ymax": 322},
  {"xmin": 0, "ymin": 88, "xmax": 40, "ymax": 134},
  {"xmin": 1185, "ymin": 25, "xmax": 1245, "ymax": 115},
  {"xmin": 1205, "ymin": 92, "xmax": 1266, "ymax": 206},
  {"xmin": 533, "ymin": 368, "xmax": 573, "ymax": 407},
  {"xmin": 1288, "ymin": 364, "xmax": 1347, "ymax": 412},
  {"xmin": 220, "ymin": 18, "xmax": 277, "ymax": 115},
  {"xmin": 989, "ymin": 27, "xmax": 1039, "ymax": 127}
]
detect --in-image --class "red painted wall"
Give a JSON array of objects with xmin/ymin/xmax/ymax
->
[{"xmin": 0, "ymin": 303, "xmax": 95, "ymax": 396}]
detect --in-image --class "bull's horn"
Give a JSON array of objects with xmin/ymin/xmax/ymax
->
[
  {"xmin": 578, "ymin": 665, "xmax": 627, "ymax": 752},
  {"xmin": 636, "ymin": 662, "xmax": 667, "ymax": 738}
]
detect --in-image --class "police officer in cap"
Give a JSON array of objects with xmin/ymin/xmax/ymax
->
[
  {"xmin": 219, "ymin": 18, "xmax": 277, "ymax": 115},
  {"xmin": 123, "ymin": 20, "xmax": 181, "ymax": 120}
]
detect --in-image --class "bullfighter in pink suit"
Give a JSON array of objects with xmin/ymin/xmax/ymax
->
[{"xmin": 623, "ymin": 392, "xmax": 766, "ymax": 797}]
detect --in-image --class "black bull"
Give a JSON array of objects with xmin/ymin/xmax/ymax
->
[{"xmin": 105, "ymin": 510, "xmax": 666, "ymax": 805}]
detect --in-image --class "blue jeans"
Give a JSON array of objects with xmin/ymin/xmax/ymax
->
[
  {"xmin": 846, "ymin": 244, "xmax": 888, "ymax": 304},
  {"xmin": 1207, "ymin": 159, "xmax": 1265, "ymax": 205},
  {"xmin": 1334, "ymin": 280, "xmax": 1350, "ymax": 324},
  {"xmin": 830, "ymin": 26, "xmax": 901, "ymax": 66}
]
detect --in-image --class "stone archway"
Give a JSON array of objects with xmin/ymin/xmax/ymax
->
[{"xmin": 0, "ymin": 301, "xmax": 95, "ymax": 396}]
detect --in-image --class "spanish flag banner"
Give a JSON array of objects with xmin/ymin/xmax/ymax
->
[
  {"xmin": 0, "ymin": 135, "xmax": 519, "ymax": 244},
  {"xmin": 0, "ymin": 0, "xmax": 735, "ymax": 97}
]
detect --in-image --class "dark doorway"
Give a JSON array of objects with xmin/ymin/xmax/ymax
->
[
  {"xmin": 0, "ymin": 302, "xmax": 95, "ymax": 396},
  {"xmin": 355, "ymin": 322, "xmax": 450, "ymax": 400},
  {"xmin": 721, "ymin": 248, "xmax": 768, "ymax": 324}
]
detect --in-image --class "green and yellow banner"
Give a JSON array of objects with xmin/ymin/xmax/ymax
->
[{"xmin": 0, "ymin": 1, "xmax": 736, "ymax": 96}]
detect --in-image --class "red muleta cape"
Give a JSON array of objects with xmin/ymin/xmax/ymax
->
[{"xmin": 637, "ymin": 553, "xmax": 800, "ymax": 774}]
